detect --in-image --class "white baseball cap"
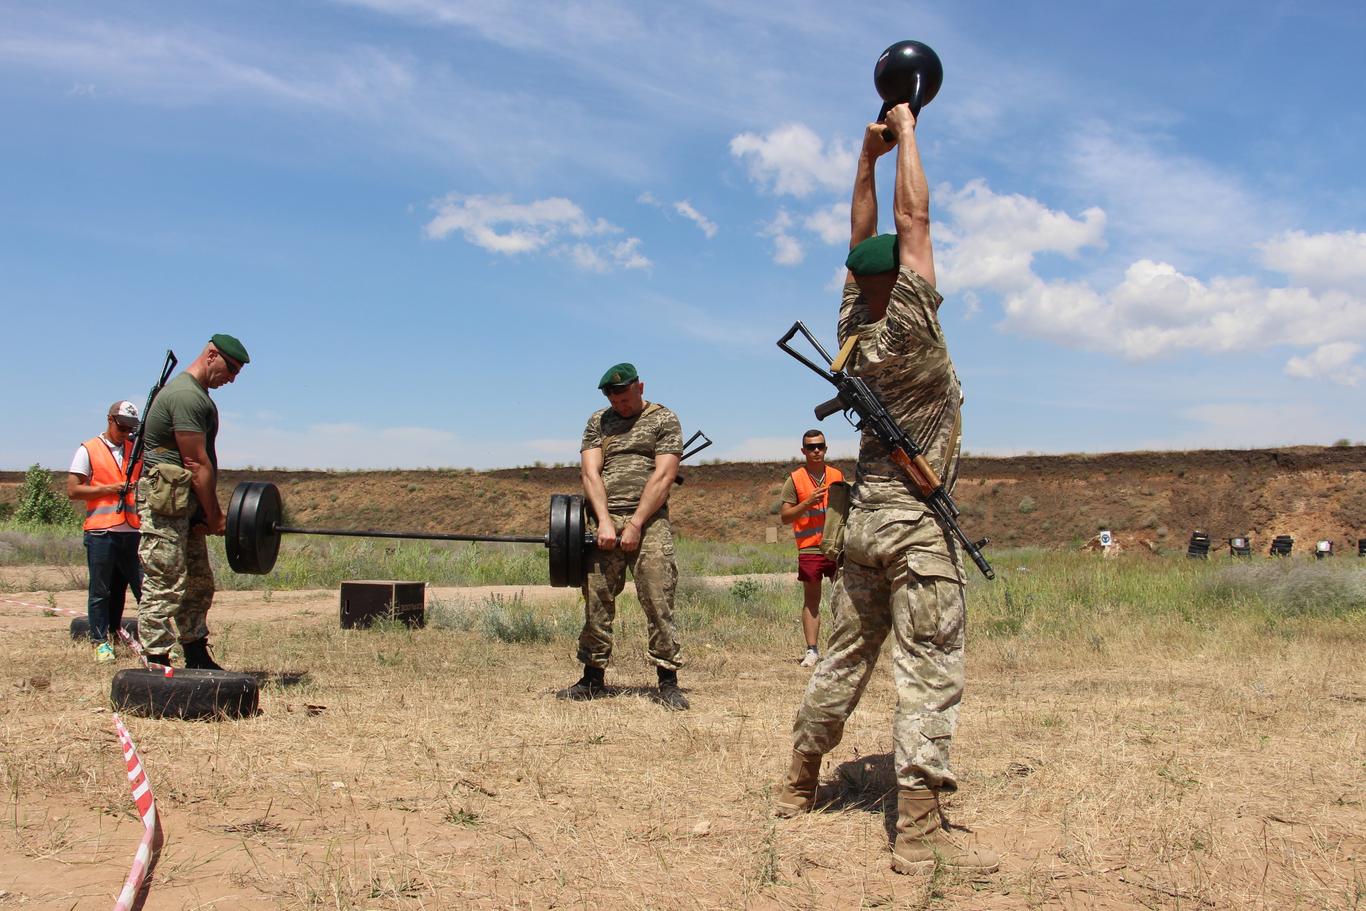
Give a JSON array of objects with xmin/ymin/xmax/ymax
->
[{"xmin": 108, "ymin": 401, "xmax": 139, "ymax": 427}]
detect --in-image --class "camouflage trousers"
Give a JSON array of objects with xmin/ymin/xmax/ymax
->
[
  {"xmin": 578, "ymin": 512, "xmax": 683, "ymax": 671},
  {"xmin": 136, "ymin": 479, "xmax": 215, "ymax": 657},
  {"xmin": 791, "ymin": 505, "xmax": 967, "ymax": 791}
]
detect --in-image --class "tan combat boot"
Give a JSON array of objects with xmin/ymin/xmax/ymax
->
[
  {"xmin": 772, "ymin": 750, "xmax": 823, "ymax": 818},
  {"xmin": 891, "ymin": 788, "xmax": 999, "ymax": 875}
]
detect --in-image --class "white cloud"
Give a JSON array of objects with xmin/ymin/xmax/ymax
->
[
  {"xmin": 1284, "ymin": 342, "xmax": 1364, "ymax": 386},
  {"xmin": 761, "ymin": 210, "xmax": 803, "ymax": 266},
  {"xmin": 673, "ymin": 200, "xmax": 717, "ymax": 239},
  {"xmin": 1258, "ymin": 230, "xmax": 1366, "ymax": 294},
  {"xmin": 729, "ymin": 124, "xmax": 854, "ymax": 198},
  {"xmin": 425, "ymin": 194, "xmax": 647, "ymax": 270},
  {"xmin": 937, "ymin": 179, "xmax": 1106, "ymax": 293},
  {"xmin": 925, "ymin": 180, "xmax": 1366, "ymax": 365},
  {"xmin": 803, "ymin": 202, "xmax": 848, "ymax": 246},
  {"xmin": 998, "ymin": 257, "xmax": 1366, "ymax": 361}
]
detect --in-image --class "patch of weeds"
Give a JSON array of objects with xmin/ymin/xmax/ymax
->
[
  {"xmin": 753, "ymin": 819, "xmax": 779, "ymax": 888},
  {"xmin": 481, "ymin": 593, "xmax": 557, "ymax": 643},
  {"xmin": 444, "ymin": 806, "xmax": 480, "ymax": 828},
  {"xmin": 730, "ymin": 578, "xmax": 763, "ymax": 603}
]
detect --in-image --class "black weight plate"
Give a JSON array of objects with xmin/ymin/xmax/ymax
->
[
  {"xmin": 565, "ymin": 494, "xmax": 586, "ymax": 589},
  {"xmin": 547, "ymin": 493, "xmax": 570, "ymax": 587},
  {"xmin": 225, "ymin": 482, "xmax": 249, "ymax": 572},
  {"xmin": 231, "ymin": 481, "xmax": 282, "ymax": 574}
]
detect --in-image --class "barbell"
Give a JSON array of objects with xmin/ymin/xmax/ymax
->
[
  {"xmin": 225, "ymin": 482, "xmax": 593, "ymax": 586},
  {"xmin": 223, "ymin": 430, "xmax": 713, "ymax": 588}
]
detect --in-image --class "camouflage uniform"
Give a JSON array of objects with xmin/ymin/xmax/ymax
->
[
  {"xmin": 792, "ymin": 266, "xmax": 968, "ymax": 791},
  {"xmin": 135, "ymin": 480, "xmax": 215, "ymax": 656},
  {"xmin": 579, "ymin": 403, "xmax": 684, "ymax": 670},
  {"xmin": 135, "ymin": 372, "xmax": 219, "ymax": 659}
]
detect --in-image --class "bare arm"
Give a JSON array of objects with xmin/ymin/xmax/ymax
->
[
  {"xmin": 580, "ymin": 447, "xmax": 616, "ymax": 549},
  {"xmin": 174, "ymin": 430, "xmax": 225, "ymax": 534},
  {"xmin": 847, "ymin": 123, "xmax": 897, "ymax": 283},
  {"xmin": 885, "ymin": 103, "xmax": 935, "ymax": 288},
  {"xmin": 67, "ymin": 472, "xmax": 121, "ymax": 501},
  {"xmin": 619, "ymin": 453, "xmax": 681, "ymax": 552}
]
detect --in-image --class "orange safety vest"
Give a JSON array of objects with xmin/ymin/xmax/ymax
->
[
  {"xmin": 81, "ymin": 436, "xmax": 141, "ymax": 531},
  {"xmin": 790, "ymin": 465, "xmax": 844, "ymax": 550}
]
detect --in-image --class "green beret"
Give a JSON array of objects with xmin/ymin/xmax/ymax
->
[
  {"xmin": 210, "ymin": 333, "xmax": 250, "ymax": 365},
  {"xmin": 845, "ymin": 233, "xmax": 899, "ymax": 276},
  {"xmin": 597, "ymin": 362, "xmax": 638, "ymax": 388}
]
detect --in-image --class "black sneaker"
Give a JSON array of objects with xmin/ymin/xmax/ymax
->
[
  {"xmin": 653, "ymin": 668, "xmax": 690, "ymax": 711},
  {"xmin": 556, "ymin": 665, "xmax": 605, "ymax": 700}
]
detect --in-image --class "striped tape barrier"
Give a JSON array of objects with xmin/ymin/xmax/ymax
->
[
  {"xmin": 112, "ymin": 713, "xmax": 161, "ymax": 911},
  {"xmin": 0, "ymin": 595, "xmax": 81, "ymax": 617},
  {"xmin": 117, "ymin": 626, "xmax": 173, "ymax": 676}
]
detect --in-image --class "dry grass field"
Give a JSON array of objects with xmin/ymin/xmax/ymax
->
[{"xmin": 1, "ymin": 548, "xmax": 1362, "ymax": 910}]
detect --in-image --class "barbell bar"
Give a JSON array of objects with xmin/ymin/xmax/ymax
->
[
  {"xmin": 224, "ymin": 428, "xmax": 713, "ymax": 586},
  {"xmin": 225, "ymin": 482, "xmax": 592, "ymax": 586}
]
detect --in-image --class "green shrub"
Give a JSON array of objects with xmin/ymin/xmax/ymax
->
[
  {"xmin": 15, "ymin": 465, "xmax": 76, "ymax": 526},
  {"xmin": 729, "ymin": 578, "xmax": 763, "ymax": 603}
]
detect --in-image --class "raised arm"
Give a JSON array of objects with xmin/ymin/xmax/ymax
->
[
  {"xmin": 885, "ymin": 103, "xmax": 935, "ymax": 288},
  {"xmin": 847, "ymin": 123, "xmax": 897, "ymax": 282}
]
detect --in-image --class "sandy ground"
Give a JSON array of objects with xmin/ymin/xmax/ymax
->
[{"xmin": 1, "ymin": 569, "xmax": 1362, "ymax": 910}]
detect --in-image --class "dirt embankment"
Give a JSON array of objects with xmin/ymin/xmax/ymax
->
[{"xmin": 3, "ymin": 446, "xmax": 1362, "ymax": 554}]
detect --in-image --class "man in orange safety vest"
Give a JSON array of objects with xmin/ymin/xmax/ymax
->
[
  {"xmin": 779, "ymin": 429, "xmax": 844, "ymax": 667},
  {"xmin": 67, "ymin": 400, "xmax": 143, "ymax": 662}
]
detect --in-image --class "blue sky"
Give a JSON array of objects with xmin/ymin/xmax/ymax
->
[{"xmin": 3, "ymin": 1, "xmax": 1363, "ymax": 470}]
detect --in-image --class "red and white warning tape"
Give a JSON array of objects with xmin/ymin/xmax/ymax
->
[
  {"xmin": 4, "ymin": 600, "xmax": 171, "ymax": 901},
  {"xmin": 0, "ymin": 595, "xmax": 81, "ymax": 617},
  {"xmin": 112, "ymin": 713, "xmax": 160, "ymax": 911},
  {"xmin": 117, "ymin": 626, "xmax": 173, "ymax": 677}
]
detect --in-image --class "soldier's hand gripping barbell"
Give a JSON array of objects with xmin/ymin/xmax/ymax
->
[{"xmin": 225, "ymin": 482, "xmax": 594, "ymax": 587}]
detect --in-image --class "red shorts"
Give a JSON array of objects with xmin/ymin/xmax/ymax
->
[{"xmin": 796, "ymin": 553, "xmax": 838, "ymax": 583}]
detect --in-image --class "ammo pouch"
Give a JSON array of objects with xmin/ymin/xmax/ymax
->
[
  {"xmin": 145, "ymin": 463, "xmax": 194, "ymax": 517},
  {"xmin": 819, "ymin": 480, "xmax": 851, "ymax": 561}
]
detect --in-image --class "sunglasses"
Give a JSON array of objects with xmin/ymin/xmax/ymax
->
[
  {"xmin": 602, "ymin": 383, "xmax": 634, "ymax": 396},
  {"xmin": 803, "ymin": 443, "xmax": 827, "ymax": 451},
  {"xmin": 221, "ymin": 354, "xmax": 242, "ymax": 376}
]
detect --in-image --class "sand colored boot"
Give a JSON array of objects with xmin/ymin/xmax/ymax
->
[
  {"xmin": 772, "ymin": 750, "xmax": 823, "ymax": 818},
  {"xmin": 891, "ymin": 788, "xmax": 999, "ymax": 875}
]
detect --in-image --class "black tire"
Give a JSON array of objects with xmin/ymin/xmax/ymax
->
[
  {"xmin": 69, "ymin": 616, "xmax": 139, "ymax": 642},
  {"xmin": 110, "ymin": 668, "xmax": 260, "ymax": 720}
]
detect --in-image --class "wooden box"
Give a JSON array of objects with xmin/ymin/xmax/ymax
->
[{"xmin": 339, "ymin": 580, "xmax": 426, "ymax": 629}]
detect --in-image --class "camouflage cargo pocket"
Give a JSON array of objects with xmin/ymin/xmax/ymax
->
[{"xmin": 903, "ymin": 548, "xmax": 965, "ymax": 645}]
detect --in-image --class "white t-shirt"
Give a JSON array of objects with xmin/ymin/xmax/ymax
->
[{"xmin": 70, "ymin": 435, "xmax": 136, "ymax": 533}]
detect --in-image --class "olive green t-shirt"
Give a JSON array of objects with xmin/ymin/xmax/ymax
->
[
  {"xmin": 837, "ymin": 266, "xmax": 962, "ymax": 513},
  {"xmin": 140, "ymin": 372, "xmax": 219, "ymax": 470},
  {"xmin": 581, "ymin": 402, "xmax": 683, "ymax": 515}
]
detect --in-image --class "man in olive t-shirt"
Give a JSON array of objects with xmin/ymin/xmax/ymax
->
[
  {"xmin": 136, "ymin": 334, "xmax": 249, "ymax": 669},
  {"xmin": 557, "ymin": 362, "xmax": 688, "ymax": 709}
]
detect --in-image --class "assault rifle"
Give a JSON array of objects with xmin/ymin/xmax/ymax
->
[
  {"xmin": 118, "ymin": 349, "xmax": 178, "ymax": 513},
  {"xmin": 776, "ymin": 321, "xmax": 994, "ymax": 580},
  {"xmin": 674, "ymin": 430, "xmax": 714, "ymax": 486}
]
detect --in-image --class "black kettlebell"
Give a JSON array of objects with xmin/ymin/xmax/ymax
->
[{"xmin": 874, "ymin": 40, "xmax": 943, "ymax": 141}]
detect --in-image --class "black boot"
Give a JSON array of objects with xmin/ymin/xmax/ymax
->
[
  {"xmin": 654, "ymin": 667, "xmax": 689, "ymax": 711},
  {"xmin": 556, "ymin": 665, "xmax": 605, "ymax": 700},
  {"xmin": 182, "ymin": 638, "xmax": 224, "ymax": 671}
]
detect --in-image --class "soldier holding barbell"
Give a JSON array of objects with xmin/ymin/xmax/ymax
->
[{"xmin": 557, "ymin": 362, "xmax": 689, "ymax": 710}]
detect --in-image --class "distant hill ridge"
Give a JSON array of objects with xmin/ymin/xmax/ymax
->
[{"xmin": 4, "ymin": 446, "xmax": 1362, "ymax": 553}]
